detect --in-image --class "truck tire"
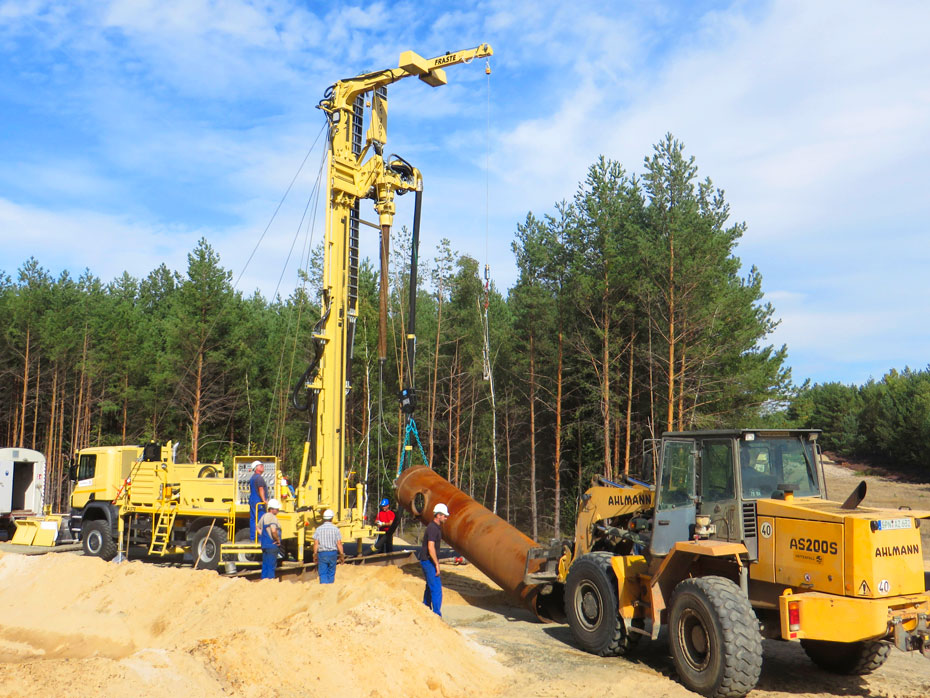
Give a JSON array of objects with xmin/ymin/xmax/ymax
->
[
  {"xmin": 800, "ymin": 639, "xmax": 891, "ymax": 675},
  {"xmin": 191, "ymin": 524, "xmax": 227, "ymax": 570},
  {"xmin": 668, "ymin": 576, "xmax": 762, "ymax": 698},
  {"xmin": 82, "ymin": 520, "xmax": 118, "ymax": 561},
  {"xmin": 235, "ymin": 526, "xmax": 261, "ymax": 565},
  {"xmin": 564, "ymin": 551, "xmax": 638, "ymax": 656}
]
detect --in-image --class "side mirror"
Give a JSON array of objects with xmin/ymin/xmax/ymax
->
[{"xmin": 68, "ymin": 465, "xmax": 77, "ymax": 481}]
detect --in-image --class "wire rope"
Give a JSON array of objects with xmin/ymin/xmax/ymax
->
[
  {"xmin": 260, "ymin": 143, "xmax": 328, "ymax": 453},
  {"xmin": 151, "ymin": 124, "xmax": 326, "ymax": 446}
]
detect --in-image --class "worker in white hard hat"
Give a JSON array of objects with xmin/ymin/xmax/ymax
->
[
  {"xmin": 259, "ymin": 498, "xmax": 283, "ymax": 579},
  {"xmin": 418, "ymin": 502, "xmax": 450, "ymax": 617},
  {"xmin": 312, "ymin": 508, "xmax": 344, "ymax": 584},
  {"xmin": 248, "ymin": 460, "xmax": 267, "ymax": 542}
]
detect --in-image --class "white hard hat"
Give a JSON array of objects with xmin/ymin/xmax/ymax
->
[
  {"xmin": 433, "ymin": 503, "xmax": 450, "ymax": 516},
  {"xmin": 322, "ymin": 509, "xmax": 335, "ymax": 520},
  {"xmin": 251, "ymin": 460, "xmax": 263, "ymax": 469},
  {"xmin": 267, "ymin": 498, "xmax": 281, "ymax": 510}
]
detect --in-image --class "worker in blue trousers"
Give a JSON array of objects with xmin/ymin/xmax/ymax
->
[
  {"xmin": 248, "ymin": 460, "xmax": 267, "ymax": 542},
  {"xmin": 419, "ymin": 502, "xmax": 449, "ymax": 617},
  {"xmin": 312, "ymin": 509, "xmax": 344, "ymax": 583},
  {"xmin": 259, "ymin": 498, "xmax": 283, "ymax": 579}
]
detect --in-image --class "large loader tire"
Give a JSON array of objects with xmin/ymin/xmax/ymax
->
[
  {"xmin": 82, "ymin": 520, "xmax": 118, "ymax": 561},
  {"xmin": 564, "ymin": 552, "xmax": 638, "ymax": 656},
  {"xmin": 668, "ymin": 576, "xmax": 762, "ymax": 698},
  {"xmin": 800, "ymin": 639, "xmax": 891, "ymax": 675},
  {"xmin": 191, "ymin": 524, "xmax": 227, "ymax": 570}
]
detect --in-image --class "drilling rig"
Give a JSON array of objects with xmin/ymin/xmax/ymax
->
[{"xmin": 63, "ymin": 46, "xmax": 494, "ymax": 569}]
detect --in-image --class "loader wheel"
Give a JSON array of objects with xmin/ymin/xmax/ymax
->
[
  {"xmin": 669, "ymin": 576, "xmax": 762, "ymax": 698},
  {"xmin": 82, "ymin": 520, "xmax": 118, "ymax": 562},
  {"xmin": 191, "ymin": 524, "xmax": 227, "ymax": 570},
  {"xmin": 564, "ymin": 552, "xmax": 638, "ymax": 656},
  {"xmin": 800, "ymin": 639, "xmax": 891, "ymax": 675}
]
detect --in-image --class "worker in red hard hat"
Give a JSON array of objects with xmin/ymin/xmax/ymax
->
[{"xmin": 418, "ymin": 502, "xmax": 449, "ymax": 617}]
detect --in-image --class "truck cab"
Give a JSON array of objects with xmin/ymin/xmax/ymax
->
[{"xmin": 69, "ymin": 442, "xmax": 176, "ymax": 538}]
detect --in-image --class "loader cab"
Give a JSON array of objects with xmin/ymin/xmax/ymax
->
[{"xmin": 649, "ymin": 429, "xmax": 824, "ymax": 557}]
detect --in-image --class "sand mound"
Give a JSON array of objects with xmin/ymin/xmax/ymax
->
[{"xmin": 0, "ymin": 553, "xmax": 510, "ymax": 697}]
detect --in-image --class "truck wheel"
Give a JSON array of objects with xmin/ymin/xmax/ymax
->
[
  {"xmin": 800, "ymin": 639, "xmax": 891, "ymax": 675},
  {"xmin": 235, "ymin": 526, "xmax": 261, "ymax": 564},
  {"xmin": 191, "ymin": 524, "xmax": 227, "ymax": 570},
  {"xmin": 564, "ymin": 551, "xmax": 638, "ymax": 656},
  {"xmin": 82, "ymin": 520, "xmax": 118, "ymax": 561},
  {"xmin": 669, "ymin": 576, "xmax": 762, "ymax": 698}
]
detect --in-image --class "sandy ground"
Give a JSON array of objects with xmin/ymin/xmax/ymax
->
[
  {"xmin": 1, "ymin": 456, "xmax": 928, "ymax": 697},
  {"xmin": 0, "ymin": 553, "xmax": 509, "ymax": 698}
]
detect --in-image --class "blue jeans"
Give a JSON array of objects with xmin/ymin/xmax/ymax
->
[
  {"xmin": 420, "ymin": 559, "xmax": 442, "ymax": 617},
  {"xmin": 261, "ymin": 547, "xmax": 277, "ymax": 579},
  {"xmin": 318, "ymin": 550, "xmax": 337, "ymax": 584},
  {"xmin": 249, "ymin": 501, "xmax": 266, "ymax": 541}
]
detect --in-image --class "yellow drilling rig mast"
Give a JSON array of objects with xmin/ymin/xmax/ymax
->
[
  {"xmin": 51, "ymin": 46, "xmax": 492, "ymax": 570},
  {"xmin": 290, "ymin": 44, "xmax": 493, "ymax": 556}
]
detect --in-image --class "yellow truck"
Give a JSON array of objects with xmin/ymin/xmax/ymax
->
[{"xmin": 69, "ymin": 441, "xmax": 293, "ymax": 568}]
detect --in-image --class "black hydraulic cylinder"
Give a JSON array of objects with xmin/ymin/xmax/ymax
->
[{"xmin": 405, "ymin": 188, "xmax": 422, "ymax": 389}]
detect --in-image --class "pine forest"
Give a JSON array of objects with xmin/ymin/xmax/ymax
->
[{"xmin": 4, "ymin": 136, "xmax": 922, "ymax": 537}]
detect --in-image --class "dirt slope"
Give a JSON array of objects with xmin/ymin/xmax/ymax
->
[
  {"xmin": 1, "ymin": 456, "xmax": 928, "ymax": 697},
  {"xmin": 0, "ymin": 553, "xmax": 508, "ymax": 698}
]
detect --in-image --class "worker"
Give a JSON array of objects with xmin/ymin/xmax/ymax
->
[
  {"xmin": 312, "ymin": 509, "xmax": 344, "ymax": 584},
  {"xmin": 419, "ymin": 502, "xmax": 449, "ymax": 617},
  {"xmin": 373, "ymin": 497, "xmax": 395, "ymax": 554},
  {"xmin": 248, "ymin": 460, "xmax": 267, "ymax": 542},
  {"xmin": 259, "ymin": 498, "xmax": 283, "ymax": 579}
]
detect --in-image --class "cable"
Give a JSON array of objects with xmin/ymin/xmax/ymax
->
[
  {"xmin": 152, "ymin": 124, "xmax": 326, "ymax": 445},
  {"xmin": 260, "ymin": 143, "xmax": 328, "ymax": 453},
  {"xmin": 232, "ymin": 123, "xmax": 326, "ymax": 292}
]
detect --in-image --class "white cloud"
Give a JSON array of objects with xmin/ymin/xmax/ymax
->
[
  {"xmin": 2, "ymin": 0, "xmax": 928, "ymax": 385},
  {"xmin": 0, "ymin": 197, "xmax": 196, "ymax": 282}
]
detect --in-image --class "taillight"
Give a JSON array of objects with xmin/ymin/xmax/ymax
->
[{"xmin": 788, "ymin": 601, "xmax": 800, "ymax": 631}]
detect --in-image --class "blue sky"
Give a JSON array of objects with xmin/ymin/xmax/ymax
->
[{"xmin": 1, "ymin": 0, "xmax": 928, "ymax": 387}]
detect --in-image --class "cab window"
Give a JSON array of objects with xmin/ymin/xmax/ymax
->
[
  {"xmin": 701, "ymin": 440, "xmax": 735, "ymax": 501},
  {"xmin": 76, "ymin": 454, "xmax": 96, "ymax": 480},
  {"xmin": 740, "ymin": 436, "xmax": 820, "ymax": 499},
  {"xmin": 658, "ymin": 441, "xmax": 694, "ymax": 510}
]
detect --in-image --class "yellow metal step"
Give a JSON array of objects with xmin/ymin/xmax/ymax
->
[{"xmin": 148, "ymin": 505, "xmax": 178, "ymax": 555}]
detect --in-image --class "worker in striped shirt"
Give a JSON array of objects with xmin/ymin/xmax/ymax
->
[{"xmin": 312, "ymin": 509, "xmax": 344, "ymax": 583}]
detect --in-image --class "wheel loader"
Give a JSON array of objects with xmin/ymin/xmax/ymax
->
[{"xmin": 528, "ymin": 429, "xmax": 930, "ymax": 698}]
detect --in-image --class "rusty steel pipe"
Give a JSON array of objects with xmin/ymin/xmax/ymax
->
[{"xmin": 396, "ymin": 465, "xmax": 558, "ymax": 620}]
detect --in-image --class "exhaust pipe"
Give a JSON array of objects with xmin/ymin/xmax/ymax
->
[
  {"xmin": 841, "ymin": 480, "xmax": 867, "ymax": 510},
  {"xmin": 396, "ymin": 465, "xmax": 560, "ymax": 621}
]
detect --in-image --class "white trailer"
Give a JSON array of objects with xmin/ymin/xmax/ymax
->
[{"xmin": 0, "ymin": 448, "xmax": 47, "ymax": 534}]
